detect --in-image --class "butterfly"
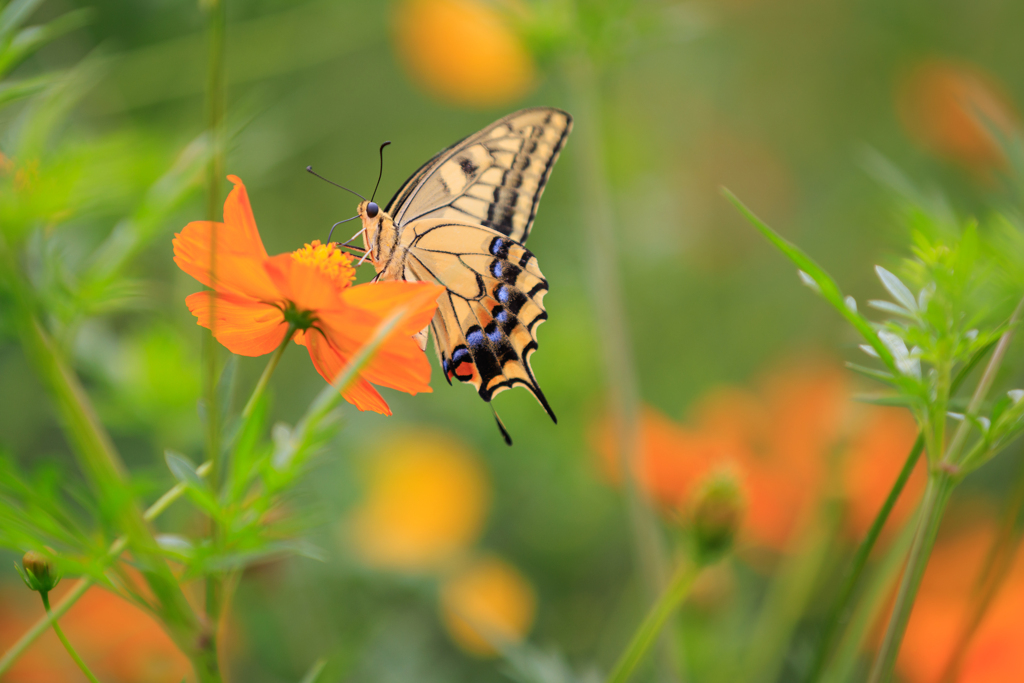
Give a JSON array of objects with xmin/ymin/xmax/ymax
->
[{"xmin": 342, "ymin": 107, "xmax": 572, "ymax": 444}]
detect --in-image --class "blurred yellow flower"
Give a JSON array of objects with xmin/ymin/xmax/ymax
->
[
  {"xmin": 346, "ymin": 430, "xmax": 490, "ymax": 571},
  {"xmin": 391, "ymin": 0, "xmax": 536, "ymax": 108},
  {"xmin": 439, "ymin": 555, "xmax": 536, "ymax": 656}
]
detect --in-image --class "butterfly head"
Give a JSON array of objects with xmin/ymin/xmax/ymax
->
[{"xmin": 357, "ymin": 199, "xmax": 386, "ymax": 224}]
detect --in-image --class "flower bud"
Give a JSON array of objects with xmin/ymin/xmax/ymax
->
[
  {"xmin": 18, "ymin": 550, "xmax": 61, "ymax": 593},
  {"xmin": 688, "ymin": 471, "xmax": 744, "ymax": 563}
]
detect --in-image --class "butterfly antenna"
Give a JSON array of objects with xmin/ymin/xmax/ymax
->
[
  {"xmin": 489, "ymin": 404, "xmax": 513, "ymax": 446},
  {"xmin": 326, "ymin": 215, "xmax": 359, "ymax": 244},
  {"xmin": 370, "ymin": 141, "xmax": 391, "ymax": 203},
  {"xmin": 306, "ymin": 166, "xmax": 366, "ymax": 200}
]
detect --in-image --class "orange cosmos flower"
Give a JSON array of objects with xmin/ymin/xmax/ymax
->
[
  {"xmin": 898, "ymin": 516, "xmax": 1024, "ymax": 683},
  {"xmin": 173, "ymin": 175, "xmax": 444, "ymax": 415},
  {"xmin": 896, "ymin": 59, "xmax": 1020, "ymax": 173},
  {"xmin": 0, "ymin": 583, "xmax": 191, "ymax": 682},
  {"xmin": 593, "ymin": 359, "xmax": 923, "ymax": 552}
]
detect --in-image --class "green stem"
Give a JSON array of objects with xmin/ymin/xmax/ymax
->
[
  {"xmin": 0, "ymin": 579, "xmax": 92, "ymax": 675},
  {"xmin": 946, "ymin": 296, "xmax": 1024, "ymax": 469},
  {"xmin": 805, "ymin": 338, "xmax": 996, "ymax": 683},
  {"xmin": 563, "ymin": 54, "xmax": 676, "ymax": 681},
  {"xmin": 804, "ymin": 436, "xmax": 923, "ymax": 682},
  {"xmin": 741, "ymin": 503, "xmax": 837, "ymax": 683},
  {"xmin": 605, "ymin": 562, "xmax": 701, "ymax": 683},
  {"xmin": 202, "ymin": 1, "xmax": 227, "ymax": 678},
  {"xmin": 821, "ymin": 519, "xmax": 917, "ymax": 683},
  {"xmin": 40, "ymin": 591, "xmax": 102, "ymax": 683},
  {"xmin": 242, "ymin": 325, "xmax": 296, "ymax": 418},
  {"xmin": 866, "ymin": 473, "xmax": 955, "ymax": 683},
  {"xmin": 0, "ymin": 461, "xmax": 211, "ymax": 676}
]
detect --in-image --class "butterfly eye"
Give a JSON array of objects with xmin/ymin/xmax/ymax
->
[{"xmin": 366, "ymin": 202, "xmax": 379, "ymax": 218}]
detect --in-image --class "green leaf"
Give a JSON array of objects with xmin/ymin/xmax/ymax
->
[
  {"xmin": 216, "ymin": 355, "xmax": 238, "ymax": 423},
  {"xmin": 867, "ymin": 299, "xmax": 915, "ymax": 319},
  {"xmin": 0, "ymin": 8, "xmax": 92, "ymax": 78},
  {"xmin": 0, "ymin": 0, "xmax": 44, "ymax": 44},
  {"xmin": 852, "ymin": 393, "xmax": 917, "ymax": 407},
  {"xmin": 299, "ymin": 658, "xmax": 328, "ymax": 683},
  {"xmin": 723, "ymin": 189, "xmax": 898, "ymax": 373},
  {"xmin": 164, "ymin": 450, "xmax": 220, "ymax": 518},
  {"xmin": 0, "ymin": 72, "xmax": 57, "ymax": 108},
  {"xmin": 164, "ymin": 450, "xmax": 203, "ymax": 489},
  {"xmin": 874, "ymin": 266, "xmax": 918, "ymax": 313},
  {"xmin": 845, "ymin": 362, "xmax": 896, "ymax": 385}
]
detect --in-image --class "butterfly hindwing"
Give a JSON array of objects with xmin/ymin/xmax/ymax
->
[
  {"xmin": 399, "ymin": 219, "xmax": 555, "ymax": 421},
  {"xmin": 385, "ymin": 107, "xmax": 572, "ymax": 244}
]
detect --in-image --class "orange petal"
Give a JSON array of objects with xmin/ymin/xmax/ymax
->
[
  {"xmin": 185, "ymin": 290, "xmax": 288, "ymax": 357},
  {"xmin": 173, "ymin": 221, "xmax": 280, "ymax": 302},
  {"xmin": 340, "ymin": 281, "xmax": 446, "ymax": 336},
  {"xmin": 263, "ymin": 253, "xmax": 342, "ymax": 314},
  {"xmin": 317, "ymin": 281, "xmax": 444, "ymax": 394},
  {"xmin": 223, "ymin": 175, "xmax": 269, "ymax": 260},
  {"xmin": 303, "ymin": 328, "xmax": 392, "ymax": 415}
]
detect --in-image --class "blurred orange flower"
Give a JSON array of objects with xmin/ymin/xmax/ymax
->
[
  {"xmin": 392, "ymin": 0, "xmax": 536, "ymax": 108},
  {"xmin": 439, "ymin": 555, "xmax": 536, "ymax": 657},
  {"xmin": 345, "ymin": 430, "xmax": 490, "ymax": 572},
  {"xmin": 172, "ymin": 175, "xmax": 444, "ymax": 415},
  {"xmin": 899, "ymin": 519, "xmax": 1024, "ymax": 683},
  {"xmin": 896, "ymin": 59, "xmax": 1020, "ymax": 173},
  {"xmin": 0, "ymin": 584, "xmax": 190, "ymax": 682},
  {"xmin": 593, "ymin": 360, "xmax": 924, "ymax": 550}
]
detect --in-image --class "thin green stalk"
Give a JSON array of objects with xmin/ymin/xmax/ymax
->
[
  {"xmin": 821, "ymin": 520, "xmax": 917, "ymax": 683},
  {"xmin": 865, "ymin": 296, "xmax": 1024, "ymax": 683},
  {"xmin": 605, "ymin": 562, "xmax": 701, "ymax": 683},
  {"xmin": 866, "ymin": 473, "xmax": 955, "ymax": 683},
  {"xmin": 803, "ymin": 436, "xmax": 923, "ymax": 682},
  {"xmin": 0, "ymin": 461, "xmax": 211, "ymax": 676},
  {"xmin": 242, "ymin": 325, "xmax": 296, "ymax": 418},
  {"xmin": 201, "ymin": 1, "xmax": 227, "ymax": 678},
  {"xmin": 563, "ymin": 55, "xmax": 676, "ymax": 682},
  {"xmin": 14, "ymin": 306, "xmax": 203, "ymax": 655},
  {"xmin": 805, "ymin": 339, "xmax": 996, "ymax": 683},
  {"xmin": 40, "ymin": 591, "xmax": 102, "ymax": 683},
  {"xmin": 946, "ymin": 297, "xmax": 1024, "ymax": 470},
  {"xmin": 741, "ymin": 502, "xmax": 838, "ymax": 683},
  {"xmin": 0, "ymin": 579, "xmax": 91, "ymax": 675}
]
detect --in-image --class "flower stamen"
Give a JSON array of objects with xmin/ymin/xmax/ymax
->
[{"xmin": 291, "ymin": 240, "xmax": 356, "ymax": 292}]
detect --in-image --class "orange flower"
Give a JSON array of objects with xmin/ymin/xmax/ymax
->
[
  {"xmin": 0, "ymin": 584, "xmax": 191, "ymax": 682},
  {"xmin": 896, "ymin": 59, "xmax": 1020, "ymax": 173},
  {"xmin": 842, "ymin": 407, "xmax": 925, "ymax": 538},
  {"xmin": 899, "ymin": 517, "xmax": 1024, "ymax": 683},
  {"xmin": 439, "ymin": 555, "xmax": 536, "ymax": 657},
  {"xmin": 593, "ymin": 360, "xmax": 923, "ymax": 551},
  {"xmin": 172, "ymin": 175, "xmax": 444, "ymax": 415},
  {"xmin": 391, "ymin": 0, "xmax": 536, "ymax": 108},
  {"xmin": 344, "ymin": 430, "xmax": 491, "ymax": 572}
]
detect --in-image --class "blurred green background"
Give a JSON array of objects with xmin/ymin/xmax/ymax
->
[{"xmin": 3, "ymin": 0, "xmax": 1024, "ymax": 682}]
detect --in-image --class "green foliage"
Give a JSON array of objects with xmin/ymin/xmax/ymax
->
[{"xmin": 729, "ymin": 188, "xmax": 1024, "ymax": 473}]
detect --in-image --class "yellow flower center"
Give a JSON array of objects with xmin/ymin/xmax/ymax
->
[{"xmin": 290, "ymin": 240, "xmax": 356, "ymax": 291}]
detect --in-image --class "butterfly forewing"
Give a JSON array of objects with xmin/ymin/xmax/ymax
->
[{"xmin": 385, "ymin": 107, "xmax": 572, "ymax": 244}]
